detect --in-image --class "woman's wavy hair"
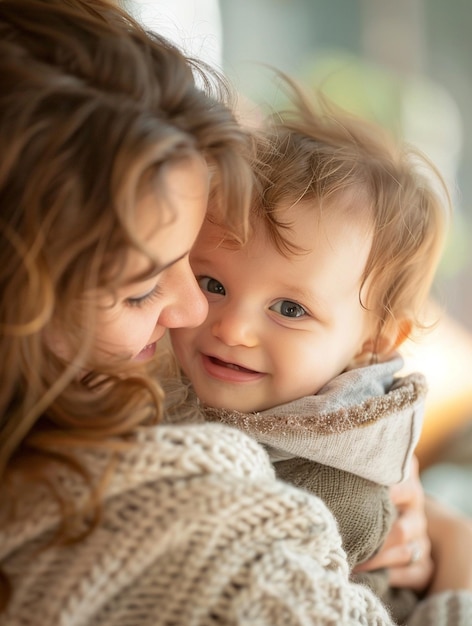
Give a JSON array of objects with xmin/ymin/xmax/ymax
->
[
  {"xmin": 0, "ymin": 0, "xmax": 252, "ymax": 564},
  {"xmin": 250, "ymin": 74, "xmax": 451, "ymax": 349}
]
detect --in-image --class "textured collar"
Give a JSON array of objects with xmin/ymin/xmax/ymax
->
[{"xmin": 203, "ymin": 357, "xmax": 427, "ymax": 485}]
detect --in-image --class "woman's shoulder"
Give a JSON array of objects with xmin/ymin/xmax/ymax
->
[
  {"xmin": 124, "ymin": 421, "xmax": 277, "ymax": 483},
  {"xmin": 0, "ymin": 423, "xmax": 358, "ymax": 625}
]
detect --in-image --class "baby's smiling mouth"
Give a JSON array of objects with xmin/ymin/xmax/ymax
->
[{"xmin": 208, "ymin": 355, "xmax": 259, "ymax": 375}]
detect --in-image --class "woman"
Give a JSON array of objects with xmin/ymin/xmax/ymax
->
[{"xmin": 0, "ymin": 1, "xmax": 471, "ymax": 624}]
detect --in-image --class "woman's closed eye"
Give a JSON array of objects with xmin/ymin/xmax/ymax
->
[
  {"xmin": 197, "ymin": 276, "xmax": 226, "ymax": 296},
  {"xmin": 125, "ymin": 284, "xmax": 162, "ymax": 308},
  {"xmin": 270, "ymin": 299, "xmax": 307, "ymax": 318}
]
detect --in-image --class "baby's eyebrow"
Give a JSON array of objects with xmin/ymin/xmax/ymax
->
[{"xmin": 192, "ymin": 240, "xmax": 241, "ymax": 259}]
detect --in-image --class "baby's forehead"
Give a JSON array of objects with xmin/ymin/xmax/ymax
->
[
  {"xmin": 275, "ymin": 185, "xmax": 371, "ymax": 220},
  {"xmin": 251, "ymin": 192, "xmax": 371, "ymax": 249},
  {"xmin": 196, "ymin": 217, "xmax": 244, "ymax": 251},
  {"xmin": 201, "ymin": 189, "xmax": 373, "ymax": 259}
]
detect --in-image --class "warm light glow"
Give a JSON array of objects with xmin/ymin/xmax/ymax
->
[{"xmin": 401, "ymin": 301, "xmax": 472, "ymax": 468}]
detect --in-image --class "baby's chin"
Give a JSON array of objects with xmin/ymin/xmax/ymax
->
[
  {"xmin": 197, "ymin": 392, "xmax": 273, "ymax": 414},
  {"xmin": 199, "ymin": 387, "xmax": 325, "ymax": 414}
]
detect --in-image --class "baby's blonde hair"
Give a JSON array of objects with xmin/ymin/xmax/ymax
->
[{"xmin": 251, "ymin": 75, "xmax": 450, "ymax": 348}]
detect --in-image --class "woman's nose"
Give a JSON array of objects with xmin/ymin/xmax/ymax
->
[
  {"xmin": 211, "ymin": 303, "xmax": 258, "ymax": 347},
  {"xmin": 159, "ymin": 263, "xmax": 208, "ymax": 329}
]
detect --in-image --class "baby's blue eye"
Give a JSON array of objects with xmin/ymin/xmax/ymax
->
[
  {"xmin": 198, "ymin": 276, "xmax": 225, "ymax": 295},
  {"xmin": 270, "ymin": 300, "xmax": 307, "ymax": 318}
]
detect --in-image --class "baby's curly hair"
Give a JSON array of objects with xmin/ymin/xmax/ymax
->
[{"xmin": 249, "ymin": 74, "xmax": 450, "ymax": 349}]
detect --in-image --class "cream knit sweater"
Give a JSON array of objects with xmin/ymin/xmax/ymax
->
[
  {"xmin": 202, "ymin": 358, "xmax": 425, "ymax": 623},
  {"xmin": 1, "ymin": 422, "xmax": 471, "ymax": 625}
]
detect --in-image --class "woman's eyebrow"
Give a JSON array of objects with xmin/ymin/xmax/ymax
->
[
  {"xmin": 128, "ymin": 251, "xmax": 189, "ymax": 285},
  {"xmin": 156, "ymin": 251, "xmax": 188, "ymax": 274}
]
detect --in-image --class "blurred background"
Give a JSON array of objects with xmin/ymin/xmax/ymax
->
[
  {"xmin": 219, "ymin": 0, "xmax": 472, "ymax": 333},
  {"xmin": 126, "ymin": 0, "xmax": 472, "ymax": 332},
  {"xmin": 217, "ymin": 3, "xmax": 472, "ymax": 478},
  {"xmin": 125, "ymin": 0, "xmax": 472, "ymax": 508}
]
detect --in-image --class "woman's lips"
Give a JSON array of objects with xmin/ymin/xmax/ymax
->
[
  {"xmin": 201, "ymin": 353, "xmax": 264, "ymax": 383},
  {"xmin": 134, "ymin": 342, "xmax": 157, "ymax": 361}
]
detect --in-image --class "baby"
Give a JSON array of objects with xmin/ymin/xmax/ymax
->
[{"xmin": 171, "ymin": 78, "xmax": 449, "ymax": 622}]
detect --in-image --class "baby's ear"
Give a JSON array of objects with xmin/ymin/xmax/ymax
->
[
  {"xmin": 349, "ymin": 319, "xmax": 413, "ymax": 368},
  {"xmin": 388, "ymin": 318, "xmax": 413, "ymax": 351}
]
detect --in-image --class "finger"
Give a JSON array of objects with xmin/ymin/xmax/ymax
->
[
  {"xmin": 388, "ymin": 548, "xmax": 434, "ymax": 592},
  {"xmin": 389, "ymin": 457, "xmax": 423, "ymax": 509},
  {"xmin": 353, "ymin": 541, "xmax": 434, "ymax": 594},
  {"xmin": 376, "ymin": 506, "xmax": 427, "ymax": 553},
  {"xmin": 386, "ymin": 484, "xmax": 428, "ymax": 550},
  {"xmin": 353, "ymin": 545, "xmax": 403, "ymax": 572},
  {"xmin": 354, "ymin": 536, "xmax": 431, "ymax": 573},
  {"xmin": 390, "ymin": 482, "xmax": 424, "ymax": 513},
  {"xmin": 353, "ymin": 544, "xmax": 412, "ymax": 572}
]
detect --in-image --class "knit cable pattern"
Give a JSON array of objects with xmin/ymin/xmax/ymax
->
[{"xmin": 1, "ymin": 423, "xmax": 472, "ymax": 625}]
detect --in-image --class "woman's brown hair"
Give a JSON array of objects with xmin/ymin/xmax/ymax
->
[{"xmin": 0, "ymin": 0, "xmax": 253, "ymax": 603}]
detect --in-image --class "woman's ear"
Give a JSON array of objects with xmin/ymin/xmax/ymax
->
[{"xmin": 349, "ymin": 318, "xmax": 413, "ymax": 368}]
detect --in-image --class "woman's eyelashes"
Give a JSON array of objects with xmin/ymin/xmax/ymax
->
[
  {"xmin": 197, "ymin": 276, "xmax": 225, "ymax": 295},
  {"xmin": 270, "ymin": 300, "xmax": 308, "ymax": 318},
  {"xmin": 125, "ymin": 284, "xmax": 162, "ymax": 308}
]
